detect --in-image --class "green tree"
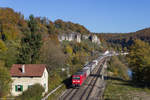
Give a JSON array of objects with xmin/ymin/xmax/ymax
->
[
  {"xmin": 17, "ymin": 14, "xmax": 42, "ymax": 64},
  {"xmin": 17, "ymin": 32, "xmax": 42, "ymax": 64},
  {"xmin": 17, "ymin": 84, "xmax": 44, "ymax": 100},
  {"xmin": 0, "ymin": 63, "xmax": 11, "ymax": 97},
  {"xmin": 28, "ymin": 14, "xmax": 38, "ymax": 33},
  {"xmin": 1, "ymin": 41, "xmax": 19, "ymax": 68},
  {"xmin": 128, "ymin": 39, "xmax": 150, "ymax": 83}
]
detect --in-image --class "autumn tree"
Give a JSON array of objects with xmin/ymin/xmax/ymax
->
[
  {"xmin": 65, "ymin": 45, "xmax": 73, "ymax": 55},
  {"xmin": 17, "ymin": 15, "xmax": 42, "ymax": 64},
  {"xmin": 0, "ymin": 8, "xmax": 26, "ymax": 40},
  {"xmin": 128, "ymin": 39, "xmax": 150, "ymax": 84},
  {"xmin": 54, "ymin": 19, "xmax": 89, "ymax": 34},
  {"xmin": 47, "ymin": 21, "xmax": 56, "ymax": 34},
  {"xmin": 0, "ymin": 40, "xmax": 7, "ymax": 52}
]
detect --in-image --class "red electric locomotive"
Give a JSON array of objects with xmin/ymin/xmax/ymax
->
[
  {"xmin": 71, "ymin": 55, "xmax": 106, "ymax": 88},
  {"xmin": 72, "ymin": 70, "xmax": 86, "ymax": 87}
]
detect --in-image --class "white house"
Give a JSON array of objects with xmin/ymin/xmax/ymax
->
[{"xmin": 10, "ymin": 64, "xmax": 48, "ymax": 96}]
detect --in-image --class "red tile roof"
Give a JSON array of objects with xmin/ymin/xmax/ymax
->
[{"xmin": 10, "ymin": 64, "xmax": 46, "ymax": 77}]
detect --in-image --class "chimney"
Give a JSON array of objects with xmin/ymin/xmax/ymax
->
[{"xmin": 22, "ymin": 65, "xmax": 25, "ymax": 73}]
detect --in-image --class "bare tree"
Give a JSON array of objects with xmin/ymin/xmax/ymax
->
[{"xmin": 39, "ymin": 39, "xmax": 66, "ymax": 73}]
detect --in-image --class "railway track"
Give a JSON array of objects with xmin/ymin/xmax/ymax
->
[
  {"xmin": 79, "ymin": 60, "xmax": 105, "ymax": 100},
  {"xmin": 59, "ymin": 58, "xmax": 106, "ymax": 100},
  {"xmin": 85, "ymin": 64, "xmax": 103, "ymax": 100}
]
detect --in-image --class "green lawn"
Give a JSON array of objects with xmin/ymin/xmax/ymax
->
[{"xmin": 104, "ymin": 78, "xmax": 150, "ymax": 100}]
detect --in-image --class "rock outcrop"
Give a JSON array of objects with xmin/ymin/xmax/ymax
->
[{"xmin": 58, "ymin": 32, "xmax": 100, "ymax": 44}]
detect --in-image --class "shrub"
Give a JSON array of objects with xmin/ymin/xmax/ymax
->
[
  {"xmin": 108, "ymin": 56, "xmax": 129, "ymax": 80},
  {"xmin": 17, "ymin": 84, "xmax": 44, "ymax": 100}
]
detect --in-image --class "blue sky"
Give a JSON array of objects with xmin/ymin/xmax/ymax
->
[{"xmin": 0, "ymin": 0, "xmax": 150, "ymax": 33}]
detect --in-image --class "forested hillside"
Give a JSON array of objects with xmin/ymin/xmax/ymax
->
[
  {"xmin": 0, "ymin": 8, "xmax": 90, "ymax": 40},
  {"xmin": 0, "ymin": 7, "xmax": 94, "ymax": 67},
  {"xmin": 0, "ymin": 7, "xmax": 102, "ymax": 98},
  {"xmin": 98, "ymin": 28, "xmax": 150, "ymax": 49}
]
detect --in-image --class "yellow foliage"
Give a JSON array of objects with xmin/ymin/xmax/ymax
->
[
  {"xmin": 0, "ymin": 40, "xmax": 7, "ymax": 52},
  {"xmin": 66, "ymin": 45, "xmax": 73, "ymax": 55},
  {"xmin": 0, "ymin": 8, "xmax": 24, "ymax": 40},
  {"xmin": 113, "ymin": 68, "xmax": 118, "ymax": 76},
  {"xmin": 49, "ymin": 34, "xmax": 59, "ymax": 44}
]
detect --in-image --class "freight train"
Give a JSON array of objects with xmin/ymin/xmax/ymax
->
[{"xmin": 72, "ymin": 56, "xmax": 105, "ymax": 87}]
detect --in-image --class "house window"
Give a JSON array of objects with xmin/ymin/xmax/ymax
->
[
  {"xmin": 44, "ymin": 83, "xmax": 46, "ymax": 89},
  {"xmin": 15, "ymin": 85, "xmax": 23, "ymax": 92}
]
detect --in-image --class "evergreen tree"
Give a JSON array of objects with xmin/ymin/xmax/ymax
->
[
  {"xmin": 17, "ymin": 15, "xmax": 42, "ymax": 64},
  {"xmin": 18, "ymin": 32, "xmax": 42, "ymax": 64},
  {"xmin": 28, "ymin": 14, "xmax": 38, "ymax": 33}
]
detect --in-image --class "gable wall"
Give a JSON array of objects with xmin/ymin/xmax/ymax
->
[{"xmin": 11, "ymin": 69, "xmax": 48, "ymax": 96}]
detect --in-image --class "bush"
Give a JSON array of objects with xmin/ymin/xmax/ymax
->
[
  {"xmin": 17, "ymin": 84, "xmax": 44, "ymax": 100},
  {"xmin": 107, "ymin": 56, "xmax": 129, "ymax": 80}
]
